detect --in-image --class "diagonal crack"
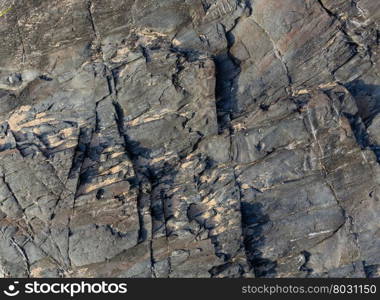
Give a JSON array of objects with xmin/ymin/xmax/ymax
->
[
  {"xmin": 9, "ymin": 237, "xmax": 30, "ymax": 277},
  {"xmin": 1, "ymin": 174, "xmax": 27, "ymax": 220},
  {"xmin": 87, "ymin": 0, "xmax": 98, "ymax": 39},
  {"xmin": 250, "ymin": 19, "xmax": 293, "ymax": 94}
]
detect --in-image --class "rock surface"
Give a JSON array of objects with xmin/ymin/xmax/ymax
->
[{"xmin": 0, "ymin": 0, "xmax": 380, "ymax": 278}]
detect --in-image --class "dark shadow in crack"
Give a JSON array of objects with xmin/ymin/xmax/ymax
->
[
  {"xmin": 345, "ymin": 79, "xmax": 380, "ymax": 125},
  {"xmin": 344, "ymin": 80, "xmax": 380, "ymax": 161},
  {"xmin": 113, "ymin": 100, "xmax": 182, "ymax": 240},
  {"xmin": 362, "ymin": 261, "xmax": 380, "ymax": 278},
  {"xmin": 214, "ymin": 22, "xmax": 278, "ymax": 277},
  {"xmin": 214, "ymin": 31, "xmax": 242, "ymax": 133},
  {"xmin": 241, "ymin": 201, "xmax": 277, "ymax": 277},
  {"xmin": 0, "ymin": 142, "xmax": 14, "ymax": 152}
]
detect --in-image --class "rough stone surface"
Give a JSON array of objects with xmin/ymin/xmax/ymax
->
[{"xmin": 0, "ymin": 0, "xmax": 380, "ymax": 278}]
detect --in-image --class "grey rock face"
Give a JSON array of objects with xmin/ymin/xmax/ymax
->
[{"xmin": 0, "ymin": 0, "xmax": 380, "ymax": 278}]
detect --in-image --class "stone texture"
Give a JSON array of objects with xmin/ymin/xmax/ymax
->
[{"xmin": 0, "ymin": 0, "xmax": 380, "ymax": 278}]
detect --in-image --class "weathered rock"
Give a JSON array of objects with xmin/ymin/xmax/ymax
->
[{"xmin": 0, "ymin": 0, "xmax": 380, "ymax": 278}]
